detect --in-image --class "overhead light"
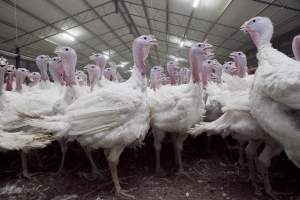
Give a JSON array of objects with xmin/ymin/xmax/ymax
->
[
  {"xmin": 179, "ymin": 41, "xmax": 184, "ymax": 47},
  {"xmin": 192, "ymin": 0, "xmax": 200, "ymax": 8},
  {"xmin": 169, "ymin": 55, "xmax": 187, "ymax": 62},
  {"xmin": 61, "ymin": 33, "xmax": 75, "ymax": 41},
  {"xmin": 103, "ymin": 54, "xmax": 110, "ymax": 59},
  {"xmin": 119, "ymin": 61, "xmax": 129, "ymax": 67}
]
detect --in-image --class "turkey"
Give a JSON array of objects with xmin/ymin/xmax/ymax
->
[
  {"xmin": 89, "ymin": 53, "xmax": 113, "ymax": 87},
  {"xmin": 48, "ymin": 56, "xmax": 66, "ymax": 86},
  {"xmin": 292, "ymin": 34, "xmax": 300, "ymax": 61},
  {"xmin": 75, "ymin": 70, "xmax": 88, "ymax": 86},
  {"xmin": 190, "ymin": 49, "xmax": 284, "ymax": 198},
  {"xmin": 150, "ymin": 42, "xmax": 210, "ymax": 175},
  {"xmin": 35, "ymin": 55, "xmax": 51, "ymax": 89},
  {"xmin": 22, "ymin": 35, "xmax": 157, "ymax": 198},
  {"xmin": 28, "ymin": 72, "xmax": 41, "ymax": 87},
  {"xmin": 0, "ymin": 58, "xmax": 53, "ymax": 178},
  {"xmin": 5, "ymin": 64, "xmax": 16, "ymax": 91},
  {"xmin": 15, "ymin": 68, "xmax": 29, "ymax": 92},
  {"xmin": 149, "ymin": 66, "xmax": 162, "ymax": 90},
  {"xmin": 84, "ymin": 64, "xmax": 101, "ymax": 92},
  {"xmin": 239, "ymin": 16, "xmax": 300, "ymax": 196}
]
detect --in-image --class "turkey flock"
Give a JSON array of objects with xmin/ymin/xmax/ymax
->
[{"xmin": 0, "ymin": 16, "xmax": 300, "ymax": 199}]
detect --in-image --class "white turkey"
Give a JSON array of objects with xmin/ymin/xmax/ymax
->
[
  {"xmin": 149, "ymin": 42, "xmax": 210, "ymax": 175},
  {"xmin": 189, "ymin": 50, "xmax": 283, "ymax": 198},
  {"xmin": 21, "ymin": 35, "xmax": 157, "ymax": 198},
  {"xmin": 240, "ymin": 16, "xmax": 300, "ymax": 197}
]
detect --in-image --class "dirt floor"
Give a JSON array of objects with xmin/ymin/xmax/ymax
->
[{"xmin": 0, "ymin": 135, "xmax": 300, "ymax": 200}]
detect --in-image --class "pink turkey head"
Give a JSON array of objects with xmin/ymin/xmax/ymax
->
[
  {"xmin": 29, "ymin": 72, "xmax": 41, "ymax": 83},
  {"xmin": 132, "ymin": 35, "xmax": 158, "ymax": 76},
  {"xmin": 49, "ymin": 56, "xmax": 65, "ymax": 85},
  {"xmin": 223, "ymin": 61, "xmax": 237, "ymax": 75},
  {"xmin": 6, "ymin": 64, "xmax": 16, "ymax": 75},
  {"xmin": 36, "ymin": 55, "xmax": 50, "ymax": 81},
  {"xmin": 15, "ymin": 68, "xmax": 29, "ymax": 92},
  {"xmin": 104, "ymin": 68, "xmax": 111, "ymax": 80},
  {"xmin": 75, "ymin": 70, "xmax": 87, "ymax": 84},
  {"xmin": 240, "ymin": 17, "xmax": 273, "ymax": 48},
  {"xmin": 292, "ymin": 35, "xmax": 300, "ymax": 61},
  {"xmin": 110, "ymin": 67, "xmax": 118, "ymax": 82},
  {"xmin": 189, "ymin": 42, "xmax": 214, "ymax": 83},
  {"xmin": 54, "ymin": 47, "xmax": 77, "ymax": 86},
  {"xmin": 229, "ymin": 51, "xmax": 247, "ymax": 77},
  {"xmin": 150, "ymin": 66, "xmax": 162, "ymax": 90},
  {"xmin": 5, "ymin": 65, "xmax": 16, "ymax": 91},
  {"xmin": 202, "ymin": 60, "xmax": 216, "ymax": 86},
  {"xmin": 84, "ymin": 64, "xmax": 100, "ymax": 91},
  {"xmin": 75, "ymin": 75, "xmax": 85, "ymax": 86},
  {"xmin": 167, "ymin": 61, "xmax": 177, "ymax": 85},
  {"xmin": 211, "ymin": 59, "xmax": 222, "ymax": 83},
  {"xmin": 89, "ymin": 53, "xmax": 107, "ymax": 70}
]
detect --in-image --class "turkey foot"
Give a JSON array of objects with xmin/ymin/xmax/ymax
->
[{"xmin": 116, "ymin": 189, "xmax": 136, "ymax": 199}]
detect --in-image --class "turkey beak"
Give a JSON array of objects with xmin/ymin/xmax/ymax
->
[
  {"xmin": 240, "ymin": 22, "xmax": 248, "ymax": 32},
  {"xmin": 229, "ymin": 52, "xmax": 236, "ymax": 59},
  {"xmin": 204, "ymin": 44, "xmax": 213, "ymax": 50},
  {"xmin": 54, "ymin": 47, "xmax": 60, "ymax": 54},
  {"xmin": 149, "ymin": 38, "xmax": 158, "ymax": 46}
]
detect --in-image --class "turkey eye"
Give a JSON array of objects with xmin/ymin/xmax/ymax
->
[
  {"xmin": 252, "ymin": 19, "xmax": 256, "ymax": 23},
  {"xmin": 65, "ymin": 48, "xmax": 69, "ymax": 51},
  {"xmin": 198, "ymin": 44, "xmax": 202, "ymax": 47},
  {"xmin": 229, "ymin": 63, "xmax": 232, "ymax": 65},
  {"xmin": 143, "ymin": 37, "xmax": 147, "ymax": 40},
  {"xmin": 41, "ymin": 56, "xmax": 44, "ymax": 59},
  {"xmin": 208, "ymin": 61, "xmax": 211, "ymax": 64}
]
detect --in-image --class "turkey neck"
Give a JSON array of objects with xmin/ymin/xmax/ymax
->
[
  {"xmin": 132, "ymin": 42, "xmax": 146, "ymax": 77},
  {"xmin": 6, "ymin": 73, "xmax": 14, "ymax": 91},
  {"xmin": 292, "ymin": 37, "xmax": 300, "ymax": 61},
  {"xmin": 15, "ymin": 74, "xmax": 26, "ymax": 92},
  {"xmin": 0, "ymin": 70, "xmax": 5, "ymax": 95},
  {"xmin": 62, "ymin": 55, "xmax": 76, "ymax": 86},
  {"xmin": 95, "ymin": 60, "xmax": 106, "ymax": 80},
  {"xmin": 40, "ymin": 62, "xmax": 49, "ymax": 82},
  {"xmin": 190, "ymin": 53, "xmax": 205, "ymax": 84},
  {"xmin": 235, "ymin": 58, "xmax": 245, "ymax": 78},
  {"xmin": 168, "ymin": 69, "xmax": 176, "ymax": 85}
]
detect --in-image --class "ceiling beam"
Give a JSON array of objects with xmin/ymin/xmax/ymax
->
[
  {"xmin": 202, "ymin": 0, "xmax": 234, "ymax": 41},
  {"xmin": 140, "ymin": 0, "xmax": 161, "ymax": 65},
  {"xmin": 81, "ymin": 0, "xmax": 133, "ymax": 61},
  {"xmin": 135, "ymin": 24, "xmax": 234, "ymax": 51},
  {"xmin": 123, "ymin": 0, "xmax": 239, "ymax": 30},
  {"xmin": 253, "ymin": 0, "xmax": 300, "ymax": 12},
  {"xmin": 1, "ymin": 0, "xmax": 102, "ymax": 60},
  {"xmin": 119, "ymin": 0, "xmax": 155, "ymax": 67},
  {"xmin": 238, "ymin": 3, "xmax": 300, "ymax": 51},
  {"xmin": 47, "ymin": 0, "xmax": 128, "ymax": 63},
  {"xmin": 129, "ymin": 13, "xmax": 242, "ymax": 43},
  {"xmin": 0, "ymin": 0, "xmax": 112, "ymax": 44},
  {"xmin": 217, "ymin": 0, "xmax": 276, "ymax": 49}
]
